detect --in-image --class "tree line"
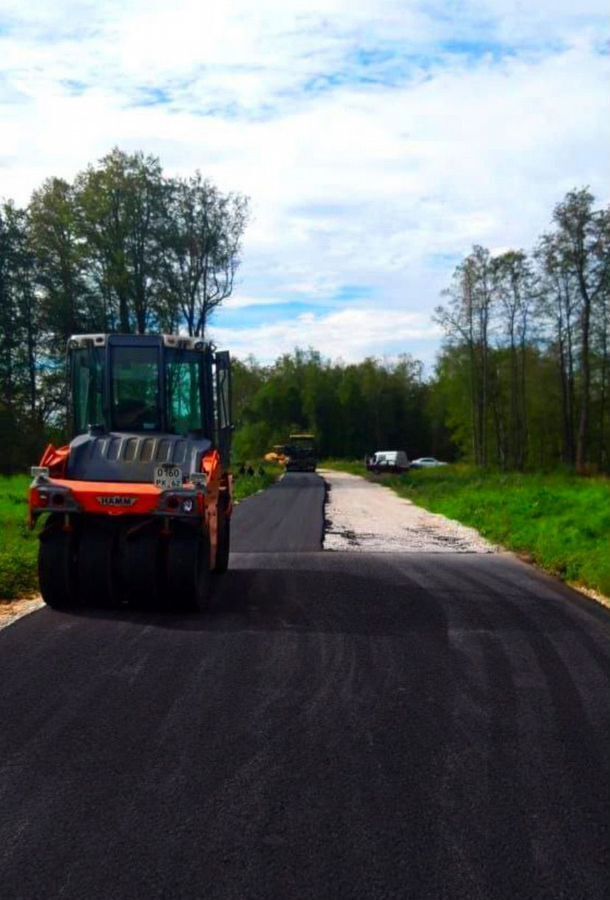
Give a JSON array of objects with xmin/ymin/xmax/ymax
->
[
  {"xmin": 0, "ymin": 148, "xmax": 248, "ymax": 470},
  {"xmin": 434, "ymin": 188, "xmax": 610, "ymax": 473},
  {"xmin": 231, "ymin": 188, "xmax": 609, "ymax": 472},
  {"xmin": 1, "ymin": 165, "xmax": 608, "ymax": 475},
  {"xmin": 232, "ymin": 350, "xmax": 450, "ymax": 462}
]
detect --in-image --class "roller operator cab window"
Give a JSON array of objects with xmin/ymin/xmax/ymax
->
[
  {"xmin": 166, "ymin": 350, "xmax": 204, "ymax": 435},
  {"xmin": 72, "ymin": 347, "xmax": 105, "ymax": 435},
  {"xmin": 111, "ymin": 346, "xmax": 161, "ymax": 432}
]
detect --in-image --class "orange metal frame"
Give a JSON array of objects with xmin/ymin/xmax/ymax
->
[{"xmin": 29, "ymin": 445, "xmax": 232, "ymax": 569}]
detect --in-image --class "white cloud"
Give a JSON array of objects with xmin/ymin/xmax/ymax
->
[
  {"xmin": 210, "ymin": 306, "xmax": 442, "ymax": 364},
  {"xmin": 220, "ymin": 294, "xmax": 291, "ymax": 310},
  {"xmin": 0, "ymin": 1, "xmax": 608, "ymax": 364}
]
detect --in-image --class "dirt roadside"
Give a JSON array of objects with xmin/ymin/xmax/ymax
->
[
  {"xmin": 0, "ymin": 596, "xmax": 44, "ymax": 632},
  {"xmin": 322, "ymin": 468, "xmax": 496, "ymax": 553},
  {"xmin": 322, "ymin": 468, "xmax": 610, "ymax": 611}
]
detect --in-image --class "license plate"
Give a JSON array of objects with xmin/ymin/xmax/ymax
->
[{"xmin": 154, "ymin": 464, "xmax": 182, "ymax": 490}]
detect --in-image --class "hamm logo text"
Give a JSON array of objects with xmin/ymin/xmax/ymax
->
[{"xmin": 97, "ymin": 496, "xmax": 137, "ymax": 507}]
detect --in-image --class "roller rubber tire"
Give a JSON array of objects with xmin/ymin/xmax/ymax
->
[
  {"xmin": 38, "ymin": 524, "xmax": 78, "ymax": 610},
  {"xmin": 166, "ymin": 526, "xmax": 212, "ymax": 613},
  {"xmin": 77, "ymin": 523, "xmax": 120, "ymax": 608},
  {"xmin": 121, "ymin": 529, "xmax": 162, "ymax": 610}
]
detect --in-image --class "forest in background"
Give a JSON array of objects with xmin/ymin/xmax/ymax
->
[
  {"xmin": 234, "ymin": 188, "xmax": 610, "ymax": 473},
  {"xmin": 0, "ymin": 151, "xmax": 608, "ymax": 474},
  {"xmin": 0, "ymin": 148, "xmax": 248, "ymax": 470},
  {"xmin": 232, "ymin": 350, "xmax": 444, "ymax": 462},
  {"xmin": 435, "ymin": 189, "xmax": 610, "ymax": 473}
]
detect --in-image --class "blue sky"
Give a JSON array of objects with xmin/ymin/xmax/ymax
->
[{"xmin": 0, "ymin": 0, "xmax": 608, "ymax": 366}]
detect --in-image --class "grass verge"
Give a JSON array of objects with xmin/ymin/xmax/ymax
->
[
  {"xmin": 0, "ymin": 475, "xmax": 38, "ymax": 600},
  {"xmin": 0, "ymin": 466, "xmax": 283, "ymax": 600},
  {"xmin": 323, "ymin": 460, "xmax": 610, "ymax": 598},
  {"xmin": 232, "ymin": 463, "xmax": 282, "ymax": 503}
]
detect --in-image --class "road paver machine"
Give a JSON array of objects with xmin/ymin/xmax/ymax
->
[
  {"xmin": 29, "ymin": 334, "xmax": 233, "ymax": 612},
  {"xmin": 285, "ymin": 433, "xmax": 317, "ymax": 472}
]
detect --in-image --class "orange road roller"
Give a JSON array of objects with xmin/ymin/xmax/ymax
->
[{"xmin": 29, "ymin": 334, "xmax": 233, "ymax": 612}]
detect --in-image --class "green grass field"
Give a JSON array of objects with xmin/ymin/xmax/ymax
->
[
  {"xmin": 0, "ymin": 475, "xmax": 38, "ymax": 600},
  {"xmin": 324, "ymin": 461, "xmax": 610, "ymax": 598},
  {"xmin": 233, "ymin": 463, "xmax": 282, "ymax": 503},
  {"xmin": 0, "ymin": 465, "xmax": 282, "ymax": 600}
]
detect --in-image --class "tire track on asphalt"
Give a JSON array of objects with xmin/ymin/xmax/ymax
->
[
  {"xmin": 1, "ymin": 481, "xmax": 609, "ymax": 898},
  {"xmin": 452, "ymin": 564, "xmax": 610, "ymax": 897}
]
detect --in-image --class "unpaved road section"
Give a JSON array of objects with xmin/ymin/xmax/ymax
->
[{"xmin": 323, "ymin": 468, "xmax": 495, "ymax": 553}]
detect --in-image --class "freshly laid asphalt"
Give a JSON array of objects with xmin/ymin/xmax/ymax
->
[
  {"xmin": 0, "ymin": 472, "xmax": 609, "ymax": 899},
  {"xmin": 231, "ymin": 472, "xmax": 326, "ymax": 552}
]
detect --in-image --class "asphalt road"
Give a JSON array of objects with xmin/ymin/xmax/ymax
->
[
  {"xmin": 232, "ymin": 472, "xmax": 325, "ymax": 552},
  {"xmin": 0, "ymin": 473, "xmax": 609, "ymax": 899}
]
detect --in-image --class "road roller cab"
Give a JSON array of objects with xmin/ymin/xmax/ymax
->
[{"xmin": 29, "ymin": 334, "xmax": 233, "ymax": 612}]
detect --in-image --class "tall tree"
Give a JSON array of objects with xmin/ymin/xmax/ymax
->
[
  {"xmin": 551, "ymin": 189, "xmax": 610, "ymax": 471},
  {"xmin": 29, "ymin": 177, "xmax": 98, "ymax": 349},
  {"xmin": 0, "ymin": 202, "xmax": 44, "ymax": 470},
  {"xmin": 492, "ymin": 250, "xmax": 533, "ymax": 469},
  {"xmin": 535, "ymin": 232, "xmax": 578, "ymax": 464},
  {"xmin": 74, "ymin": 149, "xmax": 167, "ymax": 333},
  {"xmin": 593, "ymin": 273, "xmax": 610, "ymax": 468},
  {"xmin": 163, "ymin": 173, "xmax": 248, "ymax": 336},
  {"xmin": 435, "ymin": 246, "xmax": 494, "ymax": 465}
]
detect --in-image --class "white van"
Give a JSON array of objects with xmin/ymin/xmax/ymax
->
[{"xmin": 367, "ymin": 450, "xmax": 409, "ymax": 473}]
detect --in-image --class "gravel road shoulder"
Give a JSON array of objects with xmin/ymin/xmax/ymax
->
[
  {"xmin": 322, "ymin": 469, "xmax": 496, "ymax": 553},
  {"xmin": 0, "ymin": 596, "xmax": 44, "ymax": 631}
]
